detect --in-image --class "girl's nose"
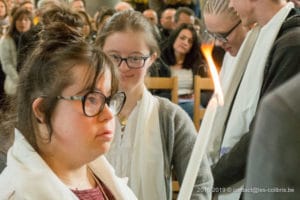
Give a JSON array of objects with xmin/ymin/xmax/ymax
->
[{"xmin": 97, "ymin": 104, "xmax": 114, "ymax": 121}]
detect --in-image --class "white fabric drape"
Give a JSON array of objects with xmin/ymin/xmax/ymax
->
[
  {"xmin": 205, "ymin": 26, "xmax": 261, "ymax": 165},
  {"xmin": 107, "ymin": 87, "xmax": 166, "ymax": 200},
  {"xmin": 0, "ymin": 129, "xmax": 137, "ymax": 200}
]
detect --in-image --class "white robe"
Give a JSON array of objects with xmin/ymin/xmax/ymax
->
[{"xmin": 0, "ymin": 129, "xmax": 137, "ymax": 200}]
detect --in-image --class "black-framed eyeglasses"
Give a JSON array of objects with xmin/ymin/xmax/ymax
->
[
  {"xmin": 109, "ymin": 54, "xmax": 150, "ymax": 69},
  {"xmin": 56, "ymin": 91, "xmax": 126, "ymax": 117},
  {"xmin": 205, "ymin": 20, "xmax": 241, "ymax": 43}
]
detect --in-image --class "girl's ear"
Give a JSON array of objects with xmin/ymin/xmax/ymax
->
[
  {"xmin": 32, "ymin": 97, "xmax": 45, "ymax": 124},
  {"xmin": 151, "ymin": 52, "xmax": 158, "ymax": 61},
  {"xmin": 148, "ymin": 52, "xmax": 158, "ymax": 66}
]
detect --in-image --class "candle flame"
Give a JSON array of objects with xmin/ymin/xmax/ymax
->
[{"xmin": 201, "ymin": 42, "xmax": 224, "ymax": 106}]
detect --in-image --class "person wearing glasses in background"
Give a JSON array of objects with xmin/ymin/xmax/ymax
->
[
  {"xmin": 201, "ymin": 0, "xmax": 260, "ymax": 199},
  {"xmin": 0, "ymin": 22, "xmax": 136, "ymax": 200},
  {"xmin": 96, "ymin": 10, "xmax": 213, "ymax": 200}
]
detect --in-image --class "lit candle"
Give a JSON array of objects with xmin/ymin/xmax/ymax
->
[
  {"xmin": 177, "ymin": 42, "xmax": 224, "ymax": 199},
  {"xmin": 201, "ymin": 43, "xmax": 224, "ymax": 106}
]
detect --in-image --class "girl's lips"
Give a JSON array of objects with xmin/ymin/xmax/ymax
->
[
  {"xmin": 96, "ymin": 130, "xmax": 113, "ymax": 140},
  {"xmin": 120, "ymin": 74, "xmax": 134, "ymax": 80}
]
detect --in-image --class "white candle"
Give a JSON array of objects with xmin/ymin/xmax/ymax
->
[{"xmin": 177, "ymin": 97, "xmax": 218, "ymax": 199}]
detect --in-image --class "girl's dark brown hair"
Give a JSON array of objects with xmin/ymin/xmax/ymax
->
[{"xmin": 17, "ymin": 22, "xmax": 118, "ymax": 150}]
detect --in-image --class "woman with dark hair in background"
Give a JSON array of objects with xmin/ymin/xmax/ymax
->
[{"xmin": 160, "ymin": 23, "xmax": 209, "ymax": 119}]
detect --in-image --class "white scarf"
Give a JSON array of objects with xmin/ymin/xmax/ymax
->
[
  {"xmin": 217, "ymin": 3, "xmax": 294, "ymax": 200},
  {"xmin": 0, "ymin": 129, "xmax": 137, "ymax": 200},
  {"xmin": 205, "ymin": 26, "xmax": 261, "ymax": 165},
  {"xmin": 221, "ymin": 2, "xmax": 294, "ymax": 155},
  {"xmin": 107, "ymin": 87, "xmax": 166, "ymax": 200}
]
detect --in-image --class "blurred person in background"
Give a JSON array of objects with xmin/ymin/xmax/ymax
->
[
  {"xmin": 70, "ymin": 0, "xmax": 86, "ymax": 12},
  {"xmin": 114, "ymin": 1, "xmax": 133, "ymax": 12},
  {"xmin": 0, "ymin": 0, "xmax": 9, "ymax": 31},
  {"xmin": 94, "ymin": 7, "xmax": 116, "ymax": 34},
  {"xmin": 174, "ymin": 6, "xmax": 195, "ymax": 28},
  {"xmin": 143, "ymin": 8, "xmax": 158, "ymax": 26},
  {"xmin": 149, "ymin": 0, "xmax": 199, "ymax": 18},
  {"xmin": 0, "ymin": 8, "xmax": 33, "ymax": 97},
  {"xmin": 0, "ymin": 0, "xmax": 9, "ymax": 109},
  {"xmin": 20, "ymin": 0, "xmax": 35, "ymax": 13},
  {"xmin": 17, "ymin": 1, "xmax": 84, "ymax": 74},
  {"xmin": 77, "ymin": 10, "xmax": 96, "ymax": 43},
  {"xmin": 159, "ymin": 7, "xmax": 176, "ymax": 42},
  {"xmin": 143, "ymin": 8, "xmax": 161, "ymax": 43}
]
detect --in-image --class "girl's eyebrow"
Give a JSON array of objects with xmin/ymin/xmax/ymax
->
[
  {"xmin": 93, "ymin": 89, "xmax": 112, "ymax": 97},
  {"xmin": 107, "ymin": 50, "xmax": 145, "ymax": 55},
  {"xmin": 74, "ymin": 87, "xmax": 92, "ymax": 95},
  {"xmin": 105, "ymin": 50, "xmax": 119, "ymax": 54}
]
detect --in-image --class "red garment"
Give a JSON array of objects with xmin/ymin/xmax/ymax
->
[{"xmin": 72, "ymin": 182, "xmax": 115, "ymax": 200}]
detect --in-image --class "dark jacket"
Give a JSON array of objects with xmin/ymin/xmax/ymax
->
[
  {"xmin": 245, "ymin": 72, "xmax": 300, "ymax": 200},
  {"xmin": 212, "ymin": 8, "xmax": 300, "ymax": 189},
  {"xmin": 147, "ymin": 58, "xmax": 172, "ymax": 99}
]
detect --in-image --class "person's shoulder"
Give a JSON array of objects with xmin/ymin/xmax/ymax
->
[
  {"xmin": 262, "ymin": 73, "xmax": 300, "ymax": 117},
  {"xmin": 0, "ymin": 35, "xmax": 14, "ymax": 50},
  {"xmin": 278, "ymin": 8, "xmax": 300, "ymax": 40},
  {"xmin": 156, "ymin": 96, "xmax": 179, "ymax": 111},
  {"xmin": 0, "ymin": 35, "xmax": 13, "ymax": 43},
  {"xmin": 156, "ymin": 96, "xmax": 194, "ymax": 123},
  {"xmin": 156, "ymin": 96, "xmax": 188, "ymax": 117}
]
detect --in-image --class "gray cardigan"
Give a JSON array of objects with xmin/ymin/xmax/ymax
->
[{"xmin": 157, "ymin": 97, "xmax": 213, "ymax": 200}]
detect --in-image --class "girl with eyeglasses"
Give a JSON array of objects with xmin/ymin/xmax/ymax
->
[
  {"xmin": 96, "ymin": 10, "xmax": 213, "ymax": 200},
  {"xmin": 0, "ymin": 22, "xmax": 136, "ymax": 200},
  {"xmin": 203, "ymin": 0, "xmax": 249, "ymax": 56},
  {"xmin": 202, "ymin": 0, "xmax": 260, "ymax": 199}
]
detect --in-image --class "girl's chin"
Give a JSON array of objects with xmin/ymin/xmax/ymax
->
[{"xmin": 94, "ymin": 144, "xmax": 111, "ymax": 156}]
